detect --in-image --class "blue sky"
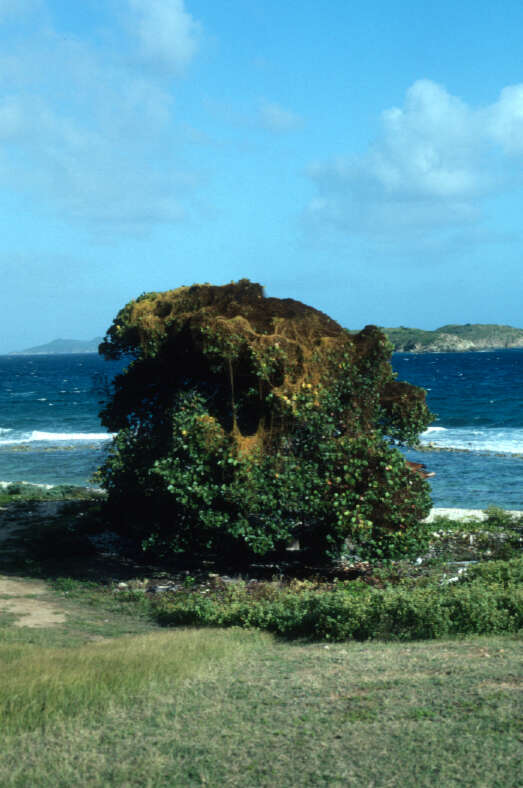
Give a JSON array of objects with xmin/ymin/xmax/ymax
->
[{"xmin": 1, "ymin": 0, "xmax": 522, "ymax": 352}]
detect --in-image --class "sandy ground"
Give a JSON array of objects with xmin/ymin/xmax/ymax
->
[
  {"xmin": 0, "ymin": 576, "xmax": 67, "ymax": 628},
  {"xmin": 0, "ymin": 503, "xmax": 68, "ymax": 628}
]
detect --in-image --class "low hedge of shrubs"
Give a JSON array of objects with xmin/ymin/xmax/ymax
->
[{"xmin": 151, "ymin": 557, "xmax": 522, "ymax": 641}]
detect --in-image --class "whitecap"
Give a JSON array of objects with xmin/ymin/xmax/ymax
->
[
  {"xmin": 0, "ymin": 430, "xmax": 114, "ymax": 446},
  {"xmin": 31, "ymin": 431, "xmax": 114, "ymax": 442},
  {"xmin": 420, "ymin": 426, "xmax": 523, "ymax": 456},
  {"xmin": 0, "ymin": 480, "xmax": 55, "ymax": 490}
]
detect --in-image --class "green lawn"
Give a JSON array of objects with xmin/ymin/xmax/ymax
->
[
  {"xmin": 0, "ymin": 497, "xmax": 521, "ymax": 786},
  {"xmin": 0, "ymin": 626, "xmax": 521, "ymax": 787}
]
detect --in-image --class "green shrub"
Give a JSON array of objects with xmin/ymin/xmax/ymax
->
[
  {"xmin": 458, "ymin": 557, "xmax": 523, "ymax": 588},
  {"xmin": 6, "ymin": 483, "xmax": 24, "ymax": 496},
  {"xmin": 483, "ymin": 506, "xmax": 523, "ymax": 529},
  {"xmin": 151, "ymin": 579, "xmax": 522, "ymax": 641}
]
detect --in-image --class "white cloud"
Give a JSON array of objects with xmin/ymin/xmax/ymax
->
[
  {"xmin": 127, "ymin": 0, "xmax": 201, "ymax": 74},
  {"xmin": 307, "ymin": 80, "xmax": 523, "ymax": 239},
  {"xmin": 259, "ymin": 101, "xmax": 302, "ymax": 133},
  {"xmin": 484, "ymin": 84, "xmax": 523, "ymax": 154}
]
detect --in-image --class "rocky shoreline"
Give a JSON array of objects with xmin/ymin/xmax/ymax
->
[{"xmin": 383, "ymin": 324, "xmax": 523, "ymax": 353}]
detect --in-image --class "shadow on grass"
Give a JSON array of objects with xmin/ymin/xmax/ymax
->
[
  {"xmin": 2, "ymin": 496, "xmax": 521, "ymax": 599},
  {"xmin": 0, "ymin": 499, "xmax": 162, "ymax": 585},
  {"xmin": 0, "ymin": 498, "xmax": 339, "ymax": 588}
]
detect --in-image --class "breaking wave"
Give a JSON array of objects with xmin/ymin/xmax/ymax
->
[
  {"xmin": 420, "ymin": 426, "xmax": 523, "ymax": 456},
  {"xmin": 0, "ymin": 430, "xmax": 114, "ymax": 446}
]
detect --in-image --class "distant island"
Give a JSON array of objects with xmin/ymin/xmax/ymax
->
[
  {"xmin": 9, "ymin": 338, "xmax": 103, "ymax": 355},
  {"xmin": 380, "ymin": 324, "xmax": 523, "ymax": 353},
  {"xmin": 9, "ymin": 324, "xmax": 523, "ymax": 355}
]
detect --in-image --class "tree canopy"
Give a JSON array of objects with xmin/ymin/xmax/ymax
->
[{"xmin": 99, "ymin": 280, "xmax": 433, "ymax": 561}]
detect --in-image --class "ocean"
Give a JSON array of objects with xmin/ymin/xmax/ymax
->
[
  {"xmin": 0, "ymin": 350, "xmax": 522, "ymax": 508},
  {"xmin": 394, "ymin": 349, "xmax": 523, "ymax": 508},
  {"xmin": 0, "ymin": 354, "xmax": 121, "ymax": 488}
]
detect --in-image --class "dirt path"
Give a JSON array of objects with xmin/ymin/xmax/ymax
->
[
  {"xmin": 0, "ymin": 576, "xmax": 66, "ymax": 627},
  {"xmin": 0, "ymin": 503, "xmax": 67, "ymax": 628}
]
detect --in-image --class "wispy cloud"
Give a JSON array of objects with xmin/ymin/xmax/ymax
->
[
  {"xmin": 307, "ymin": 80, "xmax": 523, "ymax": 242},
  {"xmin": 258, "ymin": 100, "xmax": 302, "ymax": 133},
  {"xmin": 0, "ymin": 5, "xmax": 205, "ymax": 234},
  {"xmin": 126, "ymin": 0, "xmax": 201, "ymax": 75}
]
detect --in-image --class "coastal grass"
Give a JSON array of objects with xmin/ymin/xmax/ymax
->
[
  {"xmin": 0, "ymin": 628, "xmax": 263, "ymax": 737},
  {"xmin": 0, "ymin": 632, "xmax": 521, "ymax": 787},
  {"xmin": 1, "ymin": 497, "xmax": 521, "ymax": 784},
  {"xmin": 0, "ymin": 481, "xmax": 102, "ymax": 506}
]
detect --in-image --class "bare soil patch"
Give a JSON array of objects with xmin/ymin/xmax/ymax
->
[
  {"xmin": 0, "ymin": 596, "xmax": 66, "ymax": 628},
  {"xmin": 0, "ymin": 502, "xmax": 71, "ymax": 628},
  {"xmin": 0, "ymin": 576, "xmax": 66, "ymax": 629},
  {"xmin": 0, "ymin": 578, "xmax": 47, "ymax": 596}
]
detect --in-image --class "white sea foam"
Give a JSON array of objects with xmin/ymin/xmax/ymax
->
[
  {"xmin": 33, "ymin": 431, "xmax": 114, "ymax": 442},
  {"xmin": 420, "ymin": 426, "xmax": 523, "ymax": 455},
  {"xmin": 0, "ymin": 430, "xmax": 114, "ymax": 446},
  {"xmin": 0, "ymin": 480, "xmax": 55, "ymax": 489}
]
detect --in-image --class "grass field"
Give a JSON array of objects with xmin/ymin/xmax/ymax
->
[
  {"xmin": 0, "ymin": 496, "xmax": 521, "ymax": 786},
  {"xmin": 1, "ymin": 624, "xmax": 521, "ymax": 786}
]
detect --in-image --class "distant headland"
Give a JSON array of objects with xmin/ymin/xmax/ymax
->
[
  {"xmin": 8, "ymin": 338, "xmax": 103, "ymax": 355},
  {"xmin": 8, "ymin": 324, "xmax": 523, "ymax": 355},
  {"xmin": 380, "ymin": 324, "xmax": 523, "ymax": 353}
]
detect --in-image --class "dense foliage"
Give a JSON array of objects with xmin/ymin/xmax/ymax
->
[
  {"xmin": 99, "ymin": 280, "xmax": 433, "ymax": 562},
  {"xmin": 152, "ymin": 563, "xmax": 523, "ymax": 641}
]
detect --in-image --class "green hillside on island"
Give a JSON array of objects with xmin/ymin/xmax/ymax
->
[{"xmin": 381, "ymin": 324, "xmax": 523, "ymax": 352}]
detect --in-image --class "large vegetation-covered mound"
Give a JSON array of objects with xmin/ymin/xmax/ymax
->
[{"xmin": 99, "ymin": 280, "xmax": 433, "ymax": 561}]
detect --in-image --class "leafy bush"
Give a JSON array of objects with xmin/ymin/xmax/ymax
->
[
  {"xmin": 483, "ymin": 506, "xmax": 523, "ymax": 530},
  {"xmin": 6, "ymin": 483, "xmax": 24, "ymax": 496},
  {"xmin": 152, "ymin": 579, "xmax": 522, "ymax": 641},
  {"xmin": 99, "ymin": 280, "xmax": 433, "ymax": 563},
  {"xmin": 458, "ymin": 557, "xmax": 523, "ymax": 588}
]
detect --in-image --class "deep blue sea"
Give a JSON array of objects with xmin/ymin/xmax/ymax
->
[
  {"xmin": 0, "ymin": 350, "xmax": 522, "ymax": 508},
  {"xmin": 394, "ymin": 349, "xmax": 523, "ymax": 508},
  {"xmin": 0, "ymin": 354, "xmax": 122, "ymax": 488}
]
